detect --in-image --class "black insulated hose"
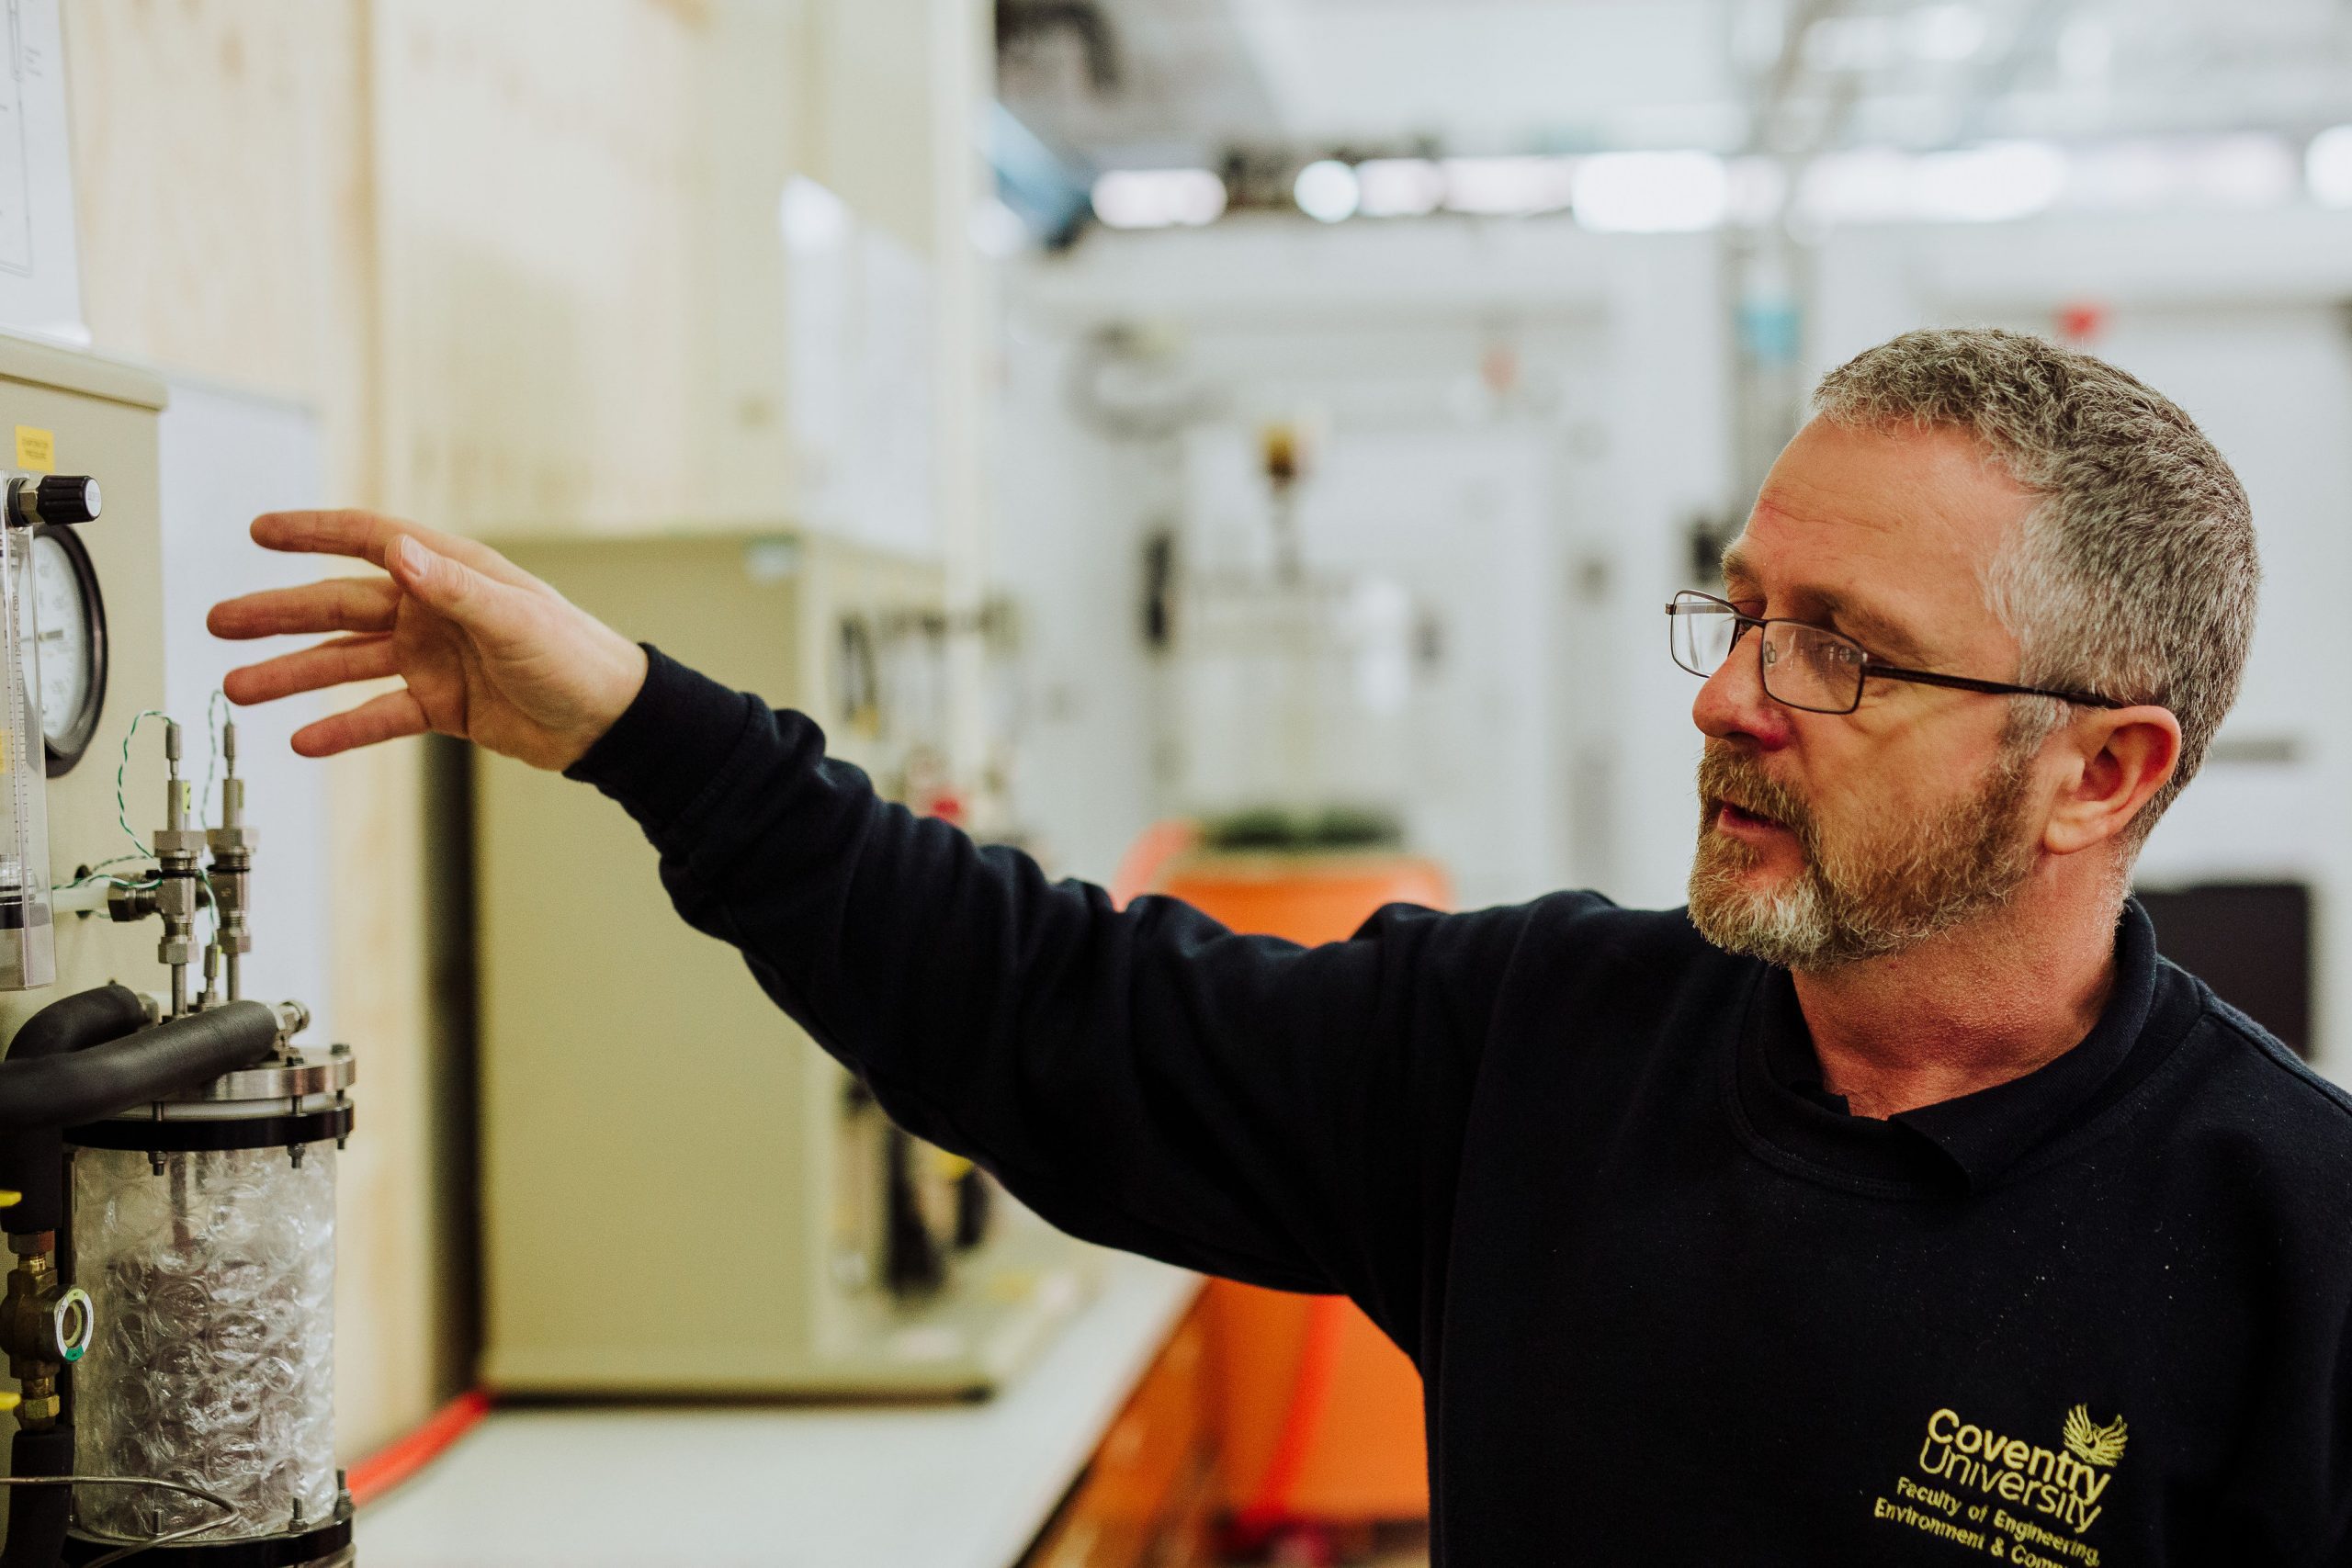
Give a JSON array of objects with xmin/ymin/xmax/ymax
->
[
  {"xmin": 0, "ymin": 999, "xmax": 282, "ymax": 1134},
  {"xmin": 5, "ymin": 987, "xmax": 148, "ymax": 1066},
  {"xmin": 0, "ymin": 987, "xmax": 152, "ymax": 1235},
  {"xmin": 0, "ymin": 1426, "xmax": 74, "ymax": 1568}
]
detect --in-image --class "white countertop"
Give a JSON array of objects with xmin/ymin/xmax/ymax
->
[{"xmin": 360, "ymin": 1253, "xmax": 1202, "ymax": 1568}]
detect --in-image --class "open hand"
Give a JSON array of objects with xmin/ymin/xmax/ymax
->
[{"xmin": 208, "ymin": 510, "xmax": 649, "ymax": 770}]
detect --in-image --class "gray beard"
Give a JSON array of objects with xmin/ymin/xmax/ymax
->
[{"xmin": 1686, "ymin": 740, "xmax": 2040, "ymax": 971}]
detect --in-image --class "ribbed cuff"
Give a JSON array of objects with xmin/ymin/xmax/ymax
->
[{"xmin": 563, "ymin": 644, "xmax": 761, "ymax": 830}]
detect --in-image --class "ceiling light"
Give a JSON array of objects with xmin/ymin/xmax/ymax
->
[
  {"xmin": 1441, "ymin": 157, "xmax": 1577, "ymax": 218},
  {"xmin": 1356, "ymin": 159, "xmax": 1446, "ymax": 219},
  {"xmin": 1092, "ymin": 168, "xmax": 1228, "ymax": 230},
  {"xmin": 2180, "ymin": 135, "xmax": 2298, "ymax": 208},
  {"xmin": 1910, "ymin": 141, "xmax": 2066, "ymax": 223},
  {"xmin": 2311, "ymin": 127, "xmax": 2352, "ymax": 207},
  {"xmin": 1797, "ymin": 150, "xmax": 1915, "ymax": 225},
  {"xmin": 1573, "ymin": 152, "xmax": 1729, "ymax": 233},
  {"xmin": 1294, "ymin": 160, "xmax": 1361, "ymax": 223}
]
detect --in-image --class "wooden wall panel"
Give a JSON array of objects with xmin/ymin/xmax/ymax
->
[
  {"xmin": 64, "ymin": 0, "xmax": 379, "ymax": 499},
  {"xmin": 371, "ymin": 0, "xmax": 711, "ymax": 533}
]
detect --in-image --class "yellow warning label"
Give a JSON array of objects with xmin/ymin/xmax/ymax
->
[{"xmin": 14, "ymin": 427, "xmax": 52, "ymax": 472}]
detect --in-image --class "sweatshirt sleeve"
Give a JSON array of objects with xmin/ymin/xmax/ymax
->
[{"xmin": 566, "ymin": 646, "xmax": 1532, "ymax": 1348}]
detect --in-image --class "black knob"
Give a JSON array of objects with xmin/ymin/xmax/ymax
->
[
  {"xmin": 31, "ymin": 476, "xmax": 97, "ymax": 525},
  {"xmin": 7, "ymin": 476, "xmax": 97, "ymax": 528}
]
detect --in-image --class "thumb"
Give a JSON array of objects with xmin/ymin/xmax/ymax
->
[{"xmin": 389, "ymin": 534, "xmax": 509, "ymax": 631}]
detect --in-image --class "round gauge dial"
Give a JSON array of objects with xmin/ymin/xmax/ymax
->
[{"xmin": 28, "ymin": 525, "xmax": 105, "ymax": 776}]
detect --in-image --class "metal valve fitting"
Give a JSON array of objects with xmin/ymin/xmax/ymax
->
[{"xmin": 0, "ymin": 1235, "xmax": 95, "ymax": 1430}]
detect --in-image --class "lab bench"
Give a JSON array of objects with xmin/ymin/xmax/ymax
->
[{"xmin": 359, "ymin": 1253, "xmax": 1208, "ymax": 1568}]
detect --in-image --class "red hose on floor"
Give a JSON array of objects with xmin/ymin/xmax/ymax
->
[
  {"xmin": 346, "ymin": 1387, "xmax": 493, "ymax": 1507},
  {"xmin": 1230, "ymin": 1293, "xmax": 1349, "ymax": 1545}
]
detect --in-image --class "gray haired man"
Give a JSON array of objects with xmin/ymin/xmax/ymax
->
[{"xmin": 213, "ymin": 328, "xmax": 2346, "ymax": 1563}]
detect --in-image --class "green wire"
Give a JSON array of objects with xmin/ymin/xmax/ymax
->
[
  {"xmin": 47, "ymin": 709, "xmax": 173, "ymax": 892},
  {"xmin": 200, "ymin": 688, "xmax": 229, "ymax": 826},
  {"xmin": 47, "ymin": 706, "xmax": 232, "ymax": 985},
  {"xmin": 56, "ymin": 705, "xmax": 228, "ymax": 913},
  {"xmin": 112, "ymin": 708, "xmax": 171, "ymax": 861},
  {"xmin": 195, "ymin": 689, "xmax": 232, "ymax": 954}
]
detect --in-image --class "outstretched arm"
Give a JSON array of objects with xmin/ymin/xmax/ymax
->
[{"xmin": 214, "ymin": 511, "xmax": 1524, "ymax": 1345}]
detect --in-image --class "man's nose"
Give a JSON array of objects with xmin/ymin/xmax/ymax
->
[{"xmin": 1691, "ymin": 631, "xmax": 1793, "ymax": 749}]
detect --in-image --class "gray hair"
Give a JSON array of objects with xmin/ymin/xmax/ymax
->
[{"xmin": 1811, "ymin": 327, "xmax": 2258, "ymax": 850}]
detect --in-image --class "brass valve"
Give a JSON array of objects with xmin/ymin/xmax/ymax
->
[{"xmin": 0, "ymin": 1234, "xmax": 94, "ymax": 1430}]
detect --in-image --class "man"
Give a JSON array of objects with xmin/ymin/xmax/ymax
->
[{"xmin": 212, "ymin": 328, "xmax": 2352, "ymax": 1563}]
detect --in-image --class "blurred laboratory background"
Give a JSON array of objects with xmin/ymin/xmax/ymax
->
[{"xmin": 21, "ymin": 0, "xmax": 2352, "ymax": 1564}]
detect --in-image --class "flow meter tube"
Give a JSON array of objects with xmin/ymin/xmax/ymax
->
[{"xmin": 0, "ymin": 511, "xmax": 53, "ymax": 988}]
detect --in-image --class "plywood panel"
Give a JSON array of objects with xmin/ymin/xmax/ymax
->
[
  {"xmin": 63, "ymin": 0, "xmax": 379, "ymax": 502},
  {"xmin": 371, "ymin": 0, "xmax": 710, "ymax": 532}
]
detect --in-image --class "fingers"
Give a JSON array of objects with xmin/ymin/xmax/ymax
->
[
  {"xmin": 384, "ymin": 535, "xmax": 532, "ymax": 642},
  {"xmin": 248, "ymin": 509, "xmax": 539, "ymax": 589},
  {"xmin": 289, "ymin": 687, "xmax": 431, "ymax": 758},
  {"xmin": 248, "ymin": 509, "xmax": 438, "ymax": 569},
  {"xmin": 222, "ymin": 635, "xmax": 401, "ymax": 706},
  {"xmin": 208, "ymin": 577, "xmax": 401, "ymax": 640}
]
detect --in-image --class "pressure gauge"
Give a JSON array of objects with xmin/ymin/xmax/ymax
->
[{"xmin": 29, "ymin": 523, "xmax": 104, "ymax": 775}]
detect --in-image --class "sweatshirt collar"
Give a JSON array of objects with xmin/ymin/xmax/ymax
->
[{"xmin": 1733, "ymin": 900, "xmax": 2166, "ymax": 1195}]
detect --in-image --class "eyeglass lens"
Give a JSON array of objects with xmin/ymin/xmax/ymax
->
[{"xmin": 1669, "ymin": 593, "xmax": 1867, "ymax": 715}]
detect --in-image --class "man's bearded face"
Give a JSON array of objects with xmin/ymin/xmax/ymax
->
[{"xmin": 1687, "ymin": 733, "xmax": 2042, "ymax": 970}]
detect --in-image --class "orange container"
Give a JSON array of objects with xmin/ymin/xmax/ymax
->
[{"xmin": 1157, "ymin": 850, "xmax": 1443, "ymax": 1526}]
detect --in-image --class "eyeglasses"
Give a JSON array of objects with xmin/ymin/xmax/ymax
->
[{"xmin": 1665, "ymin": 590, "xmax": 2125, "ymax": 716}]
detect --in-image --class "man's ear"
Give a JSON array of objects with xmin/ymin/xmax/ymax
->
[{"xmin": 2043, "ymin": 705, "xmax": 2182, "ymax": 856}]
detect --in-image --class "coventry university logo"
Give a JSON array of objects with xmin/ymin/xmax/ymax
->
[{"xmin": 1877, "ymin": 1401, "xmax": 2130, "ymax": 1557}]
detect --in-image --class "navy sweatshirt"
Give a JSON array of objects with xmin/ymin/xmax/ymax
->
[{"xmin": 570, "ymin": 648, "xmax": 2352, "ymax": 1566}]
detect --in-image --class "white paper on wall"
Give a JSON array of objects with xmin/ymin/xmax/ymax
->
[{"xmin": 0, "ymin": 0, "xmax": 81, "ymax": 344}]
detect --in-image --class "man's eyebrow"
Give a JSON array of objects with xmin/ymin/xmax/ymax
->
[
  {"xmin": 1807, "ymin": 589, "xmax": 1929, "ymax": 664},
  {"xmin": 1715, "ymin": 549, "xmax": 1931, "ymax": 663}
]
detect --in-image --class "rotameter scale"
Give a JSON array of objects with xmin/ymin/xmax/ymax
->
[{"xmin": 0, "ymin": 337, "xmax": 358, "ymax": 1568}]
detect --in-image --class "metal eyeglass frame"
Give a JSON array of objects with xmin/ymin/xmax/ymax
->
[{"xmin": 1665, "ymin": 589, "xmax": 2126, "ymax": 715}]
